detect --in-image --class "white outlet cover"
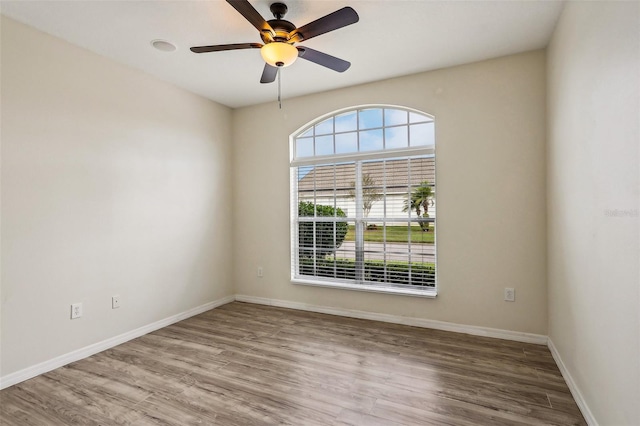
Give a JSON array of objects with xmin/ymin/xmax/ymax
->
[
  {"xmin": 112, "ymin": 296, "xmax": 120, "ymax": 309},
  {"xmin": 504, "ymin": 288, "xmax": 516, "ymax": 302},
  {"xmin": 71, "ymin": 303, "xmax": 83, "ymax": 319}
]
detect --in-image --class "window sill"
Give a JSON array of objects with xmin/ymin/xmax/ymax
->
[{"xmin": 292, "ymin": 278, "xmax": 437, "ymax": 298}]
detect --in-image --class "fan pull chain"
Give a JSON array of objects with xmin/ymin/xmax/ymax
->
[{"xmin": 277, "ymin": 67, "xmax": 282, "ymax": 109}]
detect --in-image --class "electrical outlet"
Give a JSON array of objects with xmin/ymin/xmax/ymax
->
[
  {"xmin": 112, "ymin": 295, "xmax": 120, "ymax": 309},
  {"xmin": 504, "ymin": 288, "xmax": 515, "ymax": 302},
  {"xmin": 71, "ymin": 303, "xmax": 83, "ymax": 319},
  {"xmin": 257, "ymin": 267, "xmax": 264, "ymax": 278}
]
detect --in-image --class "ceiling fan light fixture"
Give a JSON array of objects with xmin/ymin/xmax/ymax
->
[{"xmin": 261, "ymin": 42, "xmax": 298, "ymax": 67}]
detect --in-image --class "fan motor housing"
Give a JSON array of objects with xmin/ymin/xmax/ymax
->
[
  {"xmin": 261, "ymin": 3, "xmax": 298, "ymax": 44},
  {"xmin": 262, "ymin": 19, "xmax": 297, "ymax": 43}
]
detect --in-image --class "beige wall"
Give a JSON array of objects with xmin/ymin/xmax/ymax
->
[
  {"xmin": 2, "ymin": 5, "xmax": 637, "ymax": 421},
  {"xmin": 232, "ymin": 50, "xmax": 548, "ymax": 334},
  {"xmin": 0, "ymin": 17, "xmax": 234, "ymax": 376},
  {"xmin": 547, "ymin": 2, "xmax": 640, "ymax": 425}
]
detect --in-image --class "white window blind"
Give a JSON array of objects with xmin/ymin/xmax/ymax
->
[{"xmin": 290, "ymin": 107, "xmax": 436, "ymax": 295}]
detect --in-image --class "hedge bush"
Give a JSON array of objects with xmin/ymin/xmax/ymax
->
[
  {"xmin": 298, "ymin": 202, "xmax": 348, "ymax": 259},
  {"xmin": 299, "ymin": 257, "xmax": 435, "ymax": 287}
]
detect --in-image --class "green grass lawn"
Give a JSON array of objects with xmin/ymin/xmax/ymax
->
[{"xmin": 344, "ymin": 225, "xmax": 435, "ymax": 244}]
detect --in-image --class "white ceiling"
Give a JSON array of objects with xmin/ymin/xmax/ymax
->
[{"xmin": 1, "ymin": 0, "xmax": 564, "ymax": 108}]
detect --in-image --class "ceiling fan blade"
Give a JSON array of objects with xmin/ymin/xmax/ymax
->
[
  {"xmin": 290, "ymin": 7, "xmax": 359, "ymax": 42},
  {"xmin": 190, "ymin": 43, "xmax": 262, "ymax": 53},
  {"xmin": 226, "ymin": 0, "xmax": 275, "ymax": 38},
  {"xmin": 297, "ymin": 46, "xmax": 351, "ymax": 72},
  {"xmin": 260, "ymin": 64, "xmax": 278, "ymax": 84}
]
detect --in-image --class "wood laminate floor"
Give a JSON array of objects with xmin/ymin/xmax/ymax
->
[{"xmin": 1, "ymin": 302, "xmax": 586, "ymax": 425}]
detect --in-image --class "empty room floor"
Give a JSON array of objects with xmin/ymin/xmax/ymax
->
[{"xmin": 0, "ymin": 302, "xmax": 586, "ymax": 425}]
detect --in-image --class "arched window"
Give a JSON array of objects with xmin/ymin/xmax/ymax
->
[{"xmin": 290, "ymin": 106, "xmax": 437, "ymax": 296}]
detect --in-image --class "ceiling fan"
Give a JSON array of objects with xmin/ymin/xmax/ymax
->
[{"xmin": 190, "ymin": 0, "xmax": 359, "ymax": 84}]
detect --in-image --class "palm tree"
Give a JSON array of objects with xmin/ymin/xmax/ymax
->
[
  {"xmin": 348, "ymin": 173, "xmax": 383, "ymax": 227},
  {"xmin": 403, "ymin": 181, "xmax": 434, "ymax": 231}
]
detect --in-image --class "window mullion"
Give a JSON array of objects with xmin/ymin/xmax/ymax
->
[
  {"xmin": 407, "ymin": 159, "xmax": 412, "ymax": 286},
  {"xmin": 355, "ymin": 161, "xmax": 364, "ymax": 283},
  {"xmin": 382, "ymin": 160, "xmax": 388, "ymax": 284},
  {"xmin": 333, "ymin": 164, "xmax": 337, "ymax": 278},
  {"xmin": 313, "ymin": 166, "xmax": 317, "ymax": 274}
]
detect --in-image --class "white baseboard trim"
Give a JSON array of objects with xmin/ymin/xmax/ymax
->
[
  {"xmin": 0, "ymin": 295, "xmax": 235, "ymax": 390},
  {"xmin": 234, "ymin": 294, "xmax": 548, "ymax": 345},
  {"xmin": 0, "ymin": 293, "xmax": 549, "ymax": 391},
  {"xmin": 547, "ymin": 338, "xmax": 597, "ymax": 426}
]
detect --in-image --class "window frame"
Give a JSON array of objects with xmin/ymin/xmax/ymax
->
[{"xmin": 290, "ymin": 105, "xmax": 437, "ymax": 297}]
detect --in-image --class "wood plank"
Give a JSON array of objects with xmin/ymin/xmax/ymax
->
[{"xmin": 0, "ymin": 302, "xmax": 587, "ymax": 425}]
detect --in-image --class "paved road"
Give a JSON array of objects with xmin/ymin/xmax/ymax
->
[{"xmin": 337, "ymin": 241, "xmax": 435, "ymax": 262}]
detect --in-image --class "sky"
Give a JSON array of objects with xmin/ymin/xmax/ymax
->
[{"xmin": 295, "ymin": 107, "xmax": 435, "ymax": 159}]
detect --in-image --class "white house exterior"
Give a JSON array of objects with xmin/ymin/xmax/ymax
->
[{"xmin": 296, "ymin": 157, "xmax": 436, "ymax": 227}]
